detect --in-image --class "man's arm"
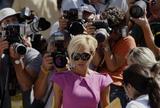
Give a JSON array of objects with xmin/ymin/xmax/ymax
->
[
  {"xmin": 11, "ymin": 47, "xmax": 42, "ymax": 91},
  {"xmin": 130, "ymin": 13, "xmax": 160, "ymax": 57}
]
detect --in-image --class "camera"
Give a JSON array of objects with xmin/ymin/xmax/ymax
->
[
  {"xmin": 92, "ymin": 20, "xmax": 112, "ymax": 43},
  {"xmin": 18, "ymin": 7, "xmax": 51, "ymax": 34},
  {"xmin": 1, "ymin": 9, "xmax": 51, "ymax": 54},
  {"xmin": 26, "ymin": 17, "xmax": 51, "ymax": 34},
  {"xmin": 51, "ymin": 31, "xmax": 68, "ymax": 68},
  {"xmin": 68, "ymin": 20, "xmax": 85, "ymax": 35},
  {"xmin": 12, "ymin": 43, "xmax": 27, "ymax": 55},
  {"xmin": 63, "ymin": 8, "xmax": 83, "ymax": 22},
  {"xmin": 2, "ymin": 24, "xmax": 27, "ymax": 55},
  {"xmin": 2, "ymin": 24, "xmax": 26, "ymax": 44},
  {"xmin": 150, "ymin": 22, "xmax": 160, "ymax": 48},
  {"xmin": 129, "ymin": 0, "xmax": 147, "ymax": 18},
  {"xmin": 63, "ymin": 8, "xmax": 84, "ymax": 35},
  {"xmin": 95, "ymin": 28, "xmax": 109, "ymax": 43}
]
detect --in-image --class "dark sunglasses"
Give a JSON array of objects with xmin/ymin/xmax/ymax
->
[{"xmin": 71, "ymin": 52, "xmax": 91, "ymax": 61}]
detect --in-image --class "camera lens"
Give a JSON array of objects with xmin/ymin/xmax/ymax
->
[
  {"xmin": 69, "ymin": 21, "xmax": 84, "ymax": 35},
  {"xmin": 95, "ymin": 28, "xmax": 109, "ymax": 43},
  {"xmin": 129, "ymin": 0, "xmax": 146, "ymax": 18},
  {"xmin": 52, "ymin": 51, "xmax": 68, "ymax": 68},
  {"xmin": 13, "ymin": 43, "xmax": 27, "ymax": 55}
]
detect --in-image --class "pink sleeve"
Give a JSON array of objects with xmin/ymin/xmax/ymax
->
[
  {"xmin": 100, "ymin": 74, "xmax": 113, "ymax": 91},
  {"xmin": 51, "ymin": 73, "xmax": 66, "ymax": 89}
]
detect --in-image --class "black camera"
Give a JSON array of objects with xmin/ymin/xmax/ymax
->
[
  {"xmin": 150, "ymin": 22, "xmax": 160, "ymax": 48},
  {"xmin": 2, "ymin": 24, "xmax": 27, "ymax": 55},
  {"xmin": 68, "ymin": 20, "xmax": 85, "ymax": 35},
  {"xmin": 51, "ymin": 31, "xmax": 68, "ymax": 68},
  {"xmin": 129, "ymin": 0, "xmax": 147, "ymax": 18},
  {"xmin": 63, "ymin": 8, "xmax": 84, "ymax": 35},
  {"xmin": 63, "ymin": 8, "xmax": 83, "ymax": 22}
]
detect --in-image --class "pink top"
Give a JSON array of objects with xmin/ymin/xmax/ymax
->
[{"xmin": 51, "ymin": 70, "xmax": 113, "ymax": 108}]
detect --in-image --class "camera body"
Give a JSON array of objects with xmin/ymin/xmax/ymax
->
[
  {"xmin": 51, "ymin": 31, "xmax": 68, "ymax": 68},
  {"xmin": 63, "ymin": 8, "xmax": 83, "ymax": 22},
  {"xmin": 2, "ymin": 24, "xmax": 27, "ymax": 55},
  {"xmin": 150, "ymin": 22, "xmax": 160, "ymax": 48},
  {"xmin": 63, "ymin": 8, "xmax": 84, "ymax": 35},
  {"xmin": 129, "ymin": 0, "xmax": 147, "ymax": 18},
  {"xmin": 2, "ymin": 24, "xmax": 25, "ymax": 44},
  {"xmin": 1, "ymin": 7, "xmax": 51, "ymax": 55},
  {"xmin": 92, "ymin": 20, "xmax": 112, "ymax": 43}
]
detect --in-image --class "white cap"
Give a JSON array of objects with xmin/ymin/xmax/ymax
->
[
  {"xmin": 96, "ymin": 28, "xmax": 109, "ymax": 37},
  {"xmin": 0, "ymin": 8, "xmax": 18, "ymax": 22}
]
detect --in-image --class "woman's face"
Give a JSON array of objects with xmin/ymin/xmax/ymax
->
[
  {"xmin": 123, "ymin": 83, "xmax": 135, "ymax": 100},
  {"xmin": 70, "ymin": 45, "xmax": 93, "ymax": 71}
]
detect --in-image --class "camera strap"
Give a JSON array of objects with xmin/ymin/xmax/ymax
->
[{"xmin": 44, "ymin": 84, "xmax": 53, "ymax": 106}]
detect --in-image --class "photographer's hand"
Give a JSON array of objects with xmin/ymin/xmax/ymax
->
[
  {"xmin": 84, "ymin": 22, "xmax": 96, "ymax": 35},
  {"xmin": 130, "ymin": 9, "xmax": 149, "ymax": 27},
  {"xmin": 22, "ymin": 36, "xmax": 32, "ymax": 47},
  {"xmin": 130, "ymin": 9, "xmax": 160, "ymax": 57},
  {"xmin": 9, "ymin": 44, "xmax": 22, "ymax": 60},
  {"xmin": 41, "ymin": 53, "xmax": 53, "ymax": 74},
  {"xmin": 0, "ymin": 37, "xmax": 9, "ymax": 56},
  {"xmin": 102, "ymin": 39, "xmax": 110, "ymax": 52},
  {"xmin": 59, "ymin": 16, "xmax": 68, "ymax": 31}
]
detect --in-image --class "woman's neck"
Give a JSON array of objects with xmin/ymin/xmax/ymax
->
[{"xmin": 73, "ymin": 68, "xmax": 89, "ymax": 77}]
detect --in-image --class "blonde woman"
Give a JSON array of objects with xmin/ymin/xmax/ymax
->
[{"xmin": 51, "ymin": 34, "xmax": 113, "ymax": 108}]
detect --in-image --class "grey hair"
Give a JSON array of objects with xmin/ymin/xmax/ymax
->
[{"xmin": 128, "ymin": 47, "xmax": 158, "ymax": 68}]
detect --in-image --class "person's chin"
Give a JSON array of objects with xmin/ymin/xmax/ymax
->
[{"xmin": 77, "ymin": 63, "xmax": 86, "ymax": 68}]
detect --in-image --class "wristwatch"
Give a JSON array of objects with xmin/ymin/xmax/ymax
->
[{"xmin": 14, "ymin": 59, "xmax": 21, "ymax": 65}]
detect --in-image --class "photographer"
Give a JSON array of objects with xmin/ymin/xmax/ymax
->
[
  {"xmin": 12, "ymin": 0, "xmax": 59, "ymax": 38},
  {"xmin": 0, "ymin": 8, "xmax": 42, "ymax": 108},
  {"xmin": 127, "ymin": 0, "xmax": 160, "ymax": 59},
  {"xmin": 91, "ymin": 7, "xmax": 136, "ymax": 108},
  {"xmin": 32, "ymin": 31, "xmax": 70, "ymax": 108},
  {"xmin": 130, "ymin": 10, "xmax": 160, "ymax": 59},
  {"xmin": 50, "ymin": 2, "xmax": 96, "ymax": 36}
]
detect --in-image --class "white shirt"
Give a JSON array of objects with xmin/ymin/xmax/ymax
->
[
  {"xmin": 93, "ymin": 0, "xmax": 128, "ymax": 13},
  {"xmin": 61, "ymin": 0, "xmax": 84, "ymax": 11},
  {"xmin": 126, "ymin": 95, "xmax": 150, "ymax": 108}
]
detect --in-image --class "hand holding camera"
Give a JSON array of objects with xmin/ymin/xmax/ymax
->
[
  {"xmin": 41, "ymin": 53, "xmax": 53, "ymax": 74},
  {"xmin": 130, "ymin": 9, "xmax": 149, "ymax": 28},
  {"xmin": 84, "ymin": 22, "xmax": 96, "ymax": 35},
  {"xmin": 9, "ymin": 43, "xmax": 24, "ymax": 60},
  {"xmin": 129, "ymin": 0, "xmax": 147, "ymax": 18}
]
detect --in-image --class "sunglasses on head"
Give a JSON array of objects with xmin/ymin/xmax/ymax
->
[{"xmin": 71, "ymin": 52, "xmax": 91, "ymax": 61}]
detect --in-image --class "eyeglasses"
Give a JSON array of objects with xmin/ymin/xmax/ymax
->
[{"xmin": 71, "ymin": 52, "xmax": 91, "ymax": 61}]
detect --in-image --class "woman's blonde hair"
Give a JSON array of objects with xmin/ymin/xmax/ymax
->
[
  {"xmin": 128, "ymin": 47, "xmax": 158, "ymax": 68},
  {"xmin": 67, "ymin": 34, "xmax": 98, "ymax": 58}
]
